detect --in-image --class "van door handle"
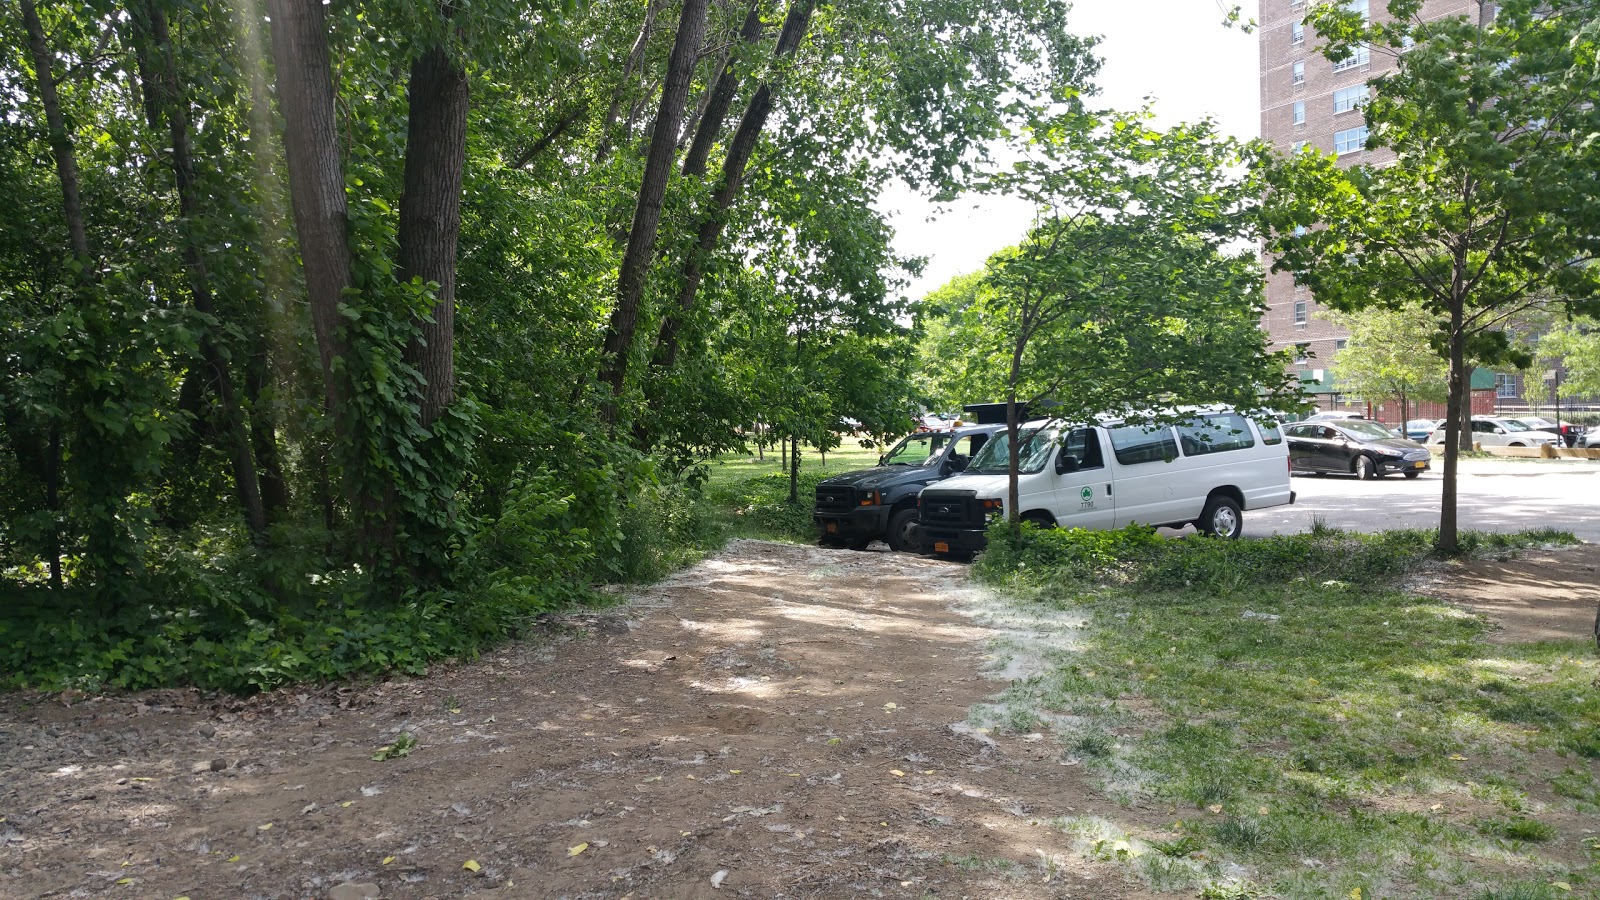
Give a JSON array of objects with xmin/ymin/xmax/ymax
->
[{"xmin": 1105, "ymin": 484, "xmax": 1112, "ymax": 496}]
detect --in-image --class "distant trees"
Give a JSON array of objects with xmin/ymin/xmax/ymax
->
[
  {"xmin": 1324, "ymin": 305, "xmax": 1449, "ymax": 428},
  {"xmin": 1262, "ymin": 0, "xmax": 1600, "ymax": 551}
]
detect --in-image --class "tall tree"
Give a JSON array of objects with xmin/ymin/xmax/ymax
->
[
  {"xmin": 397, "ymin": 15, "xmax": 470, "ymax": 428},
  {"xmin": 1263, "ymin": 0, "xmax": 1600, "ymax": 550},
  {"xmin": 1324, "ymin": 304, "xmax": 1449, "ymax": 429},
  {"xmin": 596, "ymin": 0, "xmax": 712, "ymax": 415}
]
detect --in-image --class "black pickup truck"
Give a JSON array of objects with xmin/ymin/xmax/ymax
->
[{"xmin": 814, "ymin": 425, "xmax": 1004, "ymax": 551}]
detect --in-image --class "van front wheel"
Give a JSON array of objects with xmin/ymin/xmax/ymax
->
[{"xmin": 1198, "ymin": 495, "xmax": 1243, "ymax": 539}]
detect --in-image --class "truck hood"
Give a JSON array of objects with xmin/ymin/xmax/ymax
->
[
  {"xmin": 922, "ymin": 473, "xmax": 1011, "ymax": 498},
  {"xmin": 818, "ymin": 465, "xmax": 938, "ymax": 491}
]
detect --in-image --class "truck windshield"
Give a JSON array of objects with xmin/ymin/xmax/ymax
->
[
  {"xmin": 882, "ymin": 433, "xmax": 949, "ymax": 466},
  {"xmin": 967, "ymin": 428, "xmax": 1058, "ymax": 475}
]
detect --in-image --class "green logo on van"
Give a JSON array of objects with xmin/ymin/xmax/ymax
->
[{"xmin": 1080, "ymin": 486, "xmax": 1093, "ymax": 503}]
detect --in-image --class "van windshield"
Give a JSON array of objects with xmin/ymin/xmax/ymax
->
[{"xmin": 967, "ymin": 428, "xmax": 1059, "ymax": 475}]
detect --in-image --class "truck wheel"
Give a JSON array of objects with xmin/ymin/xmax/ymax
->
[
  {"xmin": 886, "ymin": 509, "xmax": 919, "ymax": 553},
  {"xmin": 818, "ymin": 533, "xmax": 844, "ymax": 548},
  {"xmin": 1021, "ymin": 511, "xmax": 1056, "ymax": 529},
  {"xmin": 1197, "ymin": 494, "xmax": 1243, "ymax": 539}
]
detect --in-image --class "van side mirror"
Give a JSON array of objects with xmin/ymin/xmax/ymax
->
[
  {"xmin": 1055, "ymin": 454, "xmax": 1080, "ymax": 474},
  {"xmin": 877, "ymin": 455, "xmax": 885, "ymax": 466},
  {"xmin": 948, "ymin": 455, "xmax": 967, "ymax": 472}
]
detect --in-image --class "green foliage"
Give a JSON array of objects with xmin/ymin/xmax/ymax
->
[{"xmin": 975, "ymin": 523, "xmax": 1595, "ymax": 895}]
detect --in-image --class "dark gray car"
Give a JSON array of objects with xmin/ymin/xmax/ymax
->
[{"xmin": 1284, "ymin": 420, "xmax": 1432, "ymax": 480}]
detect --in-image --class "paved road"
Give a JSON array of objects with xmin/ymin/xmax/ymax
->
[{"xmin": 1241, "ymin": 458, "xmax": 1600, "ymax": 541}]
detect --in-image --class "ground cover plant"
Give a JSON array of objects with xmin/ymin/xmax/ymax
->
[{"xmin": 972, "ymin": 523, "xmax": 1600, "ymax": 898}]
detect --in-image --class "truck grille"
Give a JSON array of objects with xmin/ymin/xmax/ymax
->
[
  {"xmin": 814, "ymin": 484, "xmax": 855, "ymax": 514},
  {"xmin": 919, "ymin": 490, "xmax": 977, "ymax": 527}
]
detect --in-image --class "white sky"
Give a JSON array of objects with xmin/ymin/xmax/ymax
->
[{"xmin": 884, "ymin": 0, "xmax": 1261, "ymax": 301}]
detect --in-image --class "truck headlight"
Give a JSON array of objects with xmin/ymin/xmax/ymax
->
[{"xmin": 858, "ymin": 491, "xmax": 882, "ymax": 506}]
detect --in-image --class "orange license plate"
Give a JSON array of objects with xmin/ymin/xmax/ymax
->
[
  {"xmin": 1414, "ymin": 462, "xmax": 1426, "ymax": 468},
  {"xmin": 826, "ymin": 522, "xmax": 838, "ymax": 533},
  {"xmin": 934, "ymin": 541, "xmax": 950, "ymax": 553}
]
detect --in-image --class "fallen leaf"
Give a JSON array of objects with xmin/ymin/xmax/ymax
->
[
  {"xmin": 1430, "ymin": 803, "xmax": 1442, "ymax": 811},
  {"xmin": 383, "ymin": 856, "xmax": 395, "ymax": 865},
  {"xmin": 889, "ymin": 769, "xmax": 905, "ymax": 777},
  {"xmin": 883, "ymin": 702, "xmax": 898, "ymax": 710},
  {"xmin": 257, "ymin": 823, "xmax": 273, "ymax": 831},
  {"xmin": 463, "ymin": 859, "xmax": 481, "ymax": 873},
  {"xmin": 1207, "ymin": 805, "xmax": 1223, "ymax": 814},
  {"xmin": 1449, "ymin": 754, "xmax": 1467, "ymax": 761},
  {"xmin": 826, "ymin": 738, "xmax": 841, "ymax": 745},
  {"xmin": 116, "ymin": 878, "xmax": 133, "ymax": 885},
  {"xmin": 1552, "ymin": 884, "xmax": 1572, "ymax": 893},
  {"xmin": 133, "ymin": 777, "xmax": 152, "ymax": 782},
  {"xmin": 340, "ymin": 801, "xmax": 354, "ymax": 808},
  {"xmin": 448, "ymin": 708, "xmax": 461, "ymax": 714},
  {"xmin": 227, "ymin": 855, "xmax": 241, "ymax": 863},
  {"xmin": 710, "ymin": 869, "xmax": 729, "ymax": 888},
  {"xmin": 787, "ymin": 773, "xmax": 801, "ymax": 777},
  {"xmin": 569, "ymin": 843, "xmax": 589, "ymax": 857},
  {"xmin": 1258, "ymin": 806, "xmax": 1270, "ymax": 816},
  {"xmin": 1348, "ymin": 889, "xmax": 1363, "ymax": 900},
  {"xmin": 729, "ymin": 769, "xmax": 741, "ymax": 774},
  {"xmin": 923, "ymin": 770, "xmax": 935, "ymax": 775},
  {"xmin": 685, "ymin": 775, "xmax": 695, "ymax": 780}
]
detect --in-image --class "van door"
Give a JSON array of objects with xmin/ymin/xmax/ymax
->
[
  {"xmin": 1050, "ymin": 427, "xmax": 1116, "ymax": 529},
  {"xmin": 1106, "ymin": 423, "xmax": 1182, "ymax": 527}
]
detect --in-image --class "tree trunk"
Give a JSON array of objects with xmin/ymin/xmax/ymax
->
[
  {"xmin": 244, "ymin": 356, "xmax": 289, "ymax": 517},
  {"xmin": 681, "ymin": 1, "xmax": 764, "ymax": 179},
  {"xmin": 651, "ymin": 0, "xmax": 814, "ymax": 375},
  {"xmin": 398, "ymin": 43, "xmax": 469, "ymax": 427},
  {"xmin": 597, "ymin": 0, "xmax": 712, "ymax": 416},
  {"xmin": 789, "ymin": 434, "xmax": 800, "ymax": 504},
  {"xmin": 1439, "ymin": 299, "xmax": 1467, "ymax": 552},
  {"xmin": 136, "ymin": 0, "xmax": 269, "ymax": 536},
  {"xmin": 22, "ymin": 0, "xmax": 89, "ymax": 262},
  {"xmin": 264, "ymin": 0, "xmax": 355, "ymax": 432}
]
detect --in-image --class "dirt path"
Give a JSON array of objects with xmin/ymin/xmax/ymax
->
[
  {"xmin": 1418, "ymin": 542, "xmax": 1600, "ymax": 644},
  {"xmin": 0, "ymin": 541, "xmax": 1155, "ymax": 899}
]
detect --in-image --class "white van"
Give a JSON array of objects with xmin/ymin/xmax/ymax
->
[{"xmin": 910, "ymin": 409, "xmax": 1295, "ymax": 555}]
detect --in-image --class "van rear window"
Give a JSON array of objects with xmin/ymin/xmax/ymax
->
[
  {"xmin": 1109, "ymin": 424, "xmax": 1178, "ymax": 465},
  {"xmin": 1176, "ymin": 413, "xmax": 1257, "ymax": 456},
  {"xmin": 1255, "ymin": 419, "xmax": 1284, "ymax": 446}
]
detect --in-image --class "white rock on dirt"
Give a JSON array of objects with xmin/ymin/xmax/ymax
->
[{"xmin": 327, "ymin": 883, "xmax": 379, "ymax": 900}]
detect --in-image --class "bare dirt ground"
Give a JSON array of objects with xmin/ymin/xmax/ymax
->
[
  {"xmin": 0, "ymin": 541, "xmax": 1164, "ymax": 900},
  {"xmin": 1420, "ymin": 542, "xmax": 1600, "ymax": 644}
]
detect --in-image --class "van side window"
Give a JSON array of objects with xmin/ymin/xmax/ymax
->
[
  {"xmin": 1061, "ymin": 427, "xmax": 1105, "ymax": 470},
  {"xmin": 1176, "ymin": 413, "xmax": 1257, "ymax": 456},
  {"xmin": 1256, "ymin": 419, "xmax": 1284, "ymax": 446},
  {"xmin": 1108, "ymin": 424, "xmax": 1178, "ymax": 465}
]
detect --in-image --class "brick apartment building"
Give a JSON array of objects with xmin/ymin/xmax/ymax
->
[{"xmin": 1258, "ymin": 0, "xmax": 1498, "ymax": 421}]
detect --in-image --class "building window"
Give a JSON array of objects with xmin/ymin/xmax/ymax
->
[
  {"xmin": 1496, "ymin": 373, "xmax": 1518, "ymax": 398},
  {"xmin": 1333, "ymin": 85, "xmax": 1368, "ymax": 114},
  {"xmin": 1334, "ymin": 125, "xmax": 1369, "ymax": 154},
  {"xmin": 1331, "ymin": 44, "xmax": 1371, "ymax": 72},
  {"xmin": 1346, "ymin": 0, "xmax": 1370, "ymax": 19},
  {"xmin": 1293, "ymin": 101, "xmax": 1306, "ymax": 125},
  {"xmin": 1292, "ymin": 21, "xmax": 1305, "ymax": 44},
  {"xmin": 1294, "ymin": 342, "xmax": 1311, "ymax": 363},
  {"xmin": 1293, "ymin": 224, "xmax": 1309, "ymax": 236},
  {"xmin": 1335, "ymin": 339, "xmax": 1348, "ymax": 350},
  {"xmin": 1291, "ymin": 140, "xmax": 1311, "ymax": 153},
  {"xmin": 1292, "ymin": 60, "xmax": 1306, "ymax": 86},
  {"xmin": 1294, "ymin": 299, "xmax": 1309, "ymax": 327},
  {"xmin": 1295, "ymin": 282, "xmax": 1308, "ymax": 292}
]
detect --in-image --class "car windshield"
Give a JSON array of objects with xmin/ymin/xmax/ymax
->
[
  {"xmin": 1501, "ymin": 420, "xmax": 1531, "ymax": 432},
  {"xmin": 881, "ymin": 433, "xmax": 948, "ymax": 466},
  {"xmin": 1340, "ymin": 420, "xmax": 1398, "ymax": 439},
  {"xmin": 1520, "ymin": 418, "xmax": 1555, "ymax": 429},
  {"xmin": 967, "ymin": 428, "xmax": 1059, "ymax": 475}
]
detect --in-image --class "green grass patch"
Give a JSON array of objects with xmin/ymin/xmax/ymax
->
[{"xmin": 974, "ymin": 524, "xmax": 1598, "ymax": 898}]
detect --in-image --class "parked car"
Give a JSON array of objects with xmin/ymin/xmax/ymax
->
[
  {"xmin": 1427, "ymin": 417, "xmax": 1561, "ymax": 448},
  {"xmin": 1305, "ymin": 411, "xmax": 1367, "ymax": 422},
  {"xmin": 1403, "ymin": 419, "xmax": 1438, "ymax": 441},
  {"xmin": 1511, "ymin": 416, "xmax": 1586, "ymax": 448},
  {"xmin": 1284, "ymin": 419, "xmax": 1431, "ymax": 479},
  {"xmin": 910, "ymin": 409, "xmax": 1295, "ymax": 557},
  {"xmin": 1583, "ymin": 428, "xmax": 1600, "ymax": 450},
  {"xmin": 813, "ymin": 425, "xmax": 1005, "ymax": 551}
]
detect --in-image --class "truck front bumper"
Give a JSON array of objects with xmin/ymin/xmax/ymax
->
[
  {"xmin": 908, "ymin": 522, "xmax": 988, "ymax": 556},
  {"xmin": 815, "ymin": 507, "xmax": 889, "ymax": 541}
]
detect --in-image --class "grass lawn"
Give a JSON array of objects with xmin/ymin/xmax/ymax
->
[
  {"xmin": 970, "ymin": 526, "xmax": 1600, "ymax": 899},
  {"xmin": 701, "ymin": 440, "xmax": 883, "ymax": 488}
]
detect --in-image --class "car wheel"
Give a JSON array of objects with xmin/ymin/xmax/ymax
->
[
  {"xmin": 1508, "ymin": 442, "xmax": 1525, "ymax": 448},
  {"xmin": 1403, "ymin": 471, "xmax": 1421, "ymax": 479},
  {"xmin": 1197, "ymin": 494, "xmax": 1243, "ymax": 539},
  {"xmin": 1355, "ymin": 455, "xmax": 1378, "ymax": 480},
  {"xmin": 886, "ymin": 509, "xmax": 919, "ymax": 553}
]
